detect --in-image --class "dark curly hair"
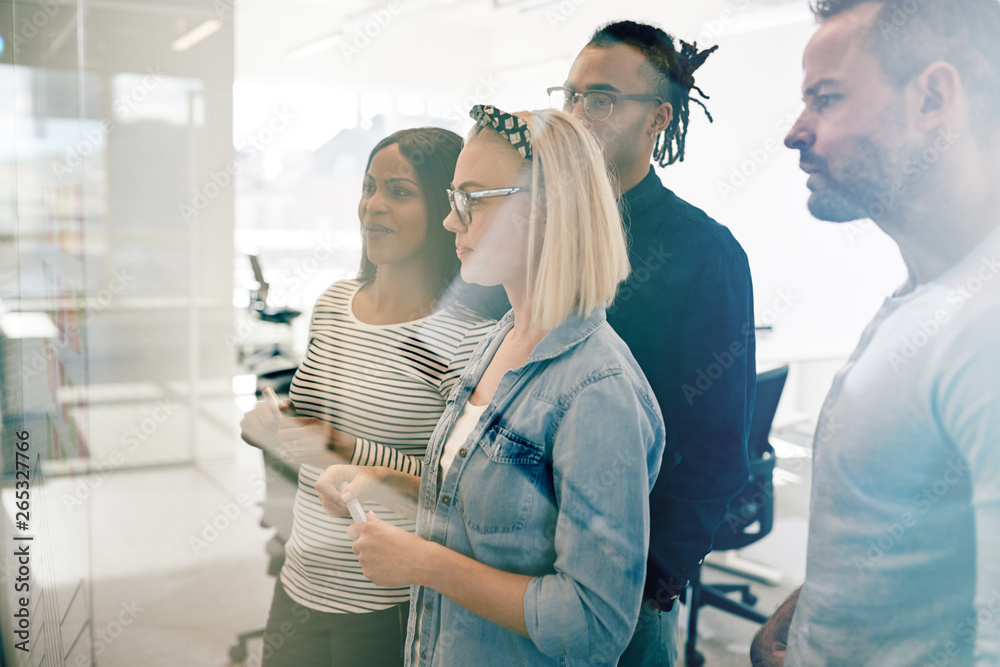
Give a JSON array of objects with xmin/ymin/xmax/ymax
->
[
  {"xmin": 588, "ymin": 20, "xmax": 717, "ymax": 167},
  {"xmin": 810, "ymin": 0, "xmax": 1000, "ymax": 128}
]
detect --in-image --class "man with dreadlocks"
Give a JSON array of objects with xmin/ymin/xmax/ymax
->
[{"xmin": 550, "ymin": 20, "xmax": 756, "ymax": 666}]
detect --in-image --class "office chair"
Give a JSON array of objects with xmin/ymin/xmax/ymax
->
[
  {"xmin": 243, "ymin": 254, "xmax": 302, "ymax": 374},
  {"xmin": 684, "ymin": 365, "xmax": 789, "ymax": 667}
]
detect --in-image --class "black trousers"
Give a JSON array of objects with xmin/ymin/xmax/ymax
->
[{"xmin": 260, "ymin": 579, "xmax": 407, "ymax": 667}]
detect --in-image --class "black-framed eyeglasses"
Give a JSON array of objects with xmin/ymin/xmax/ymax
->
[
  {"xmin": 446, "ymin": 187, "xmax": 529, "ymax": 226},
  {"xmin": 546, "ymin": 86, "xmax": 663, "ymax": 122}
]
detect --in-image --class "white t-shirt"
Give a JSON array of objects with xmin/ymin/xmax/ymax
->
[
  {"xmin": 439, "ymin": 400, "xmax": 488, "ymax": 477},
  {"xmin": 787, "ymin": 227, "xmax": 1000, "ymax": 665},
  {"xmin": 411, "ymin": 399, "xmax": 488, "ymax": 661}
]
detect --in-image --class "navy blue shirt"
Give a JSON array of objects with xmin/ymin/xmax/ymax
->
[{"xmin": 607, "ymin": 166, "xmax": 756, "ymax": 607}]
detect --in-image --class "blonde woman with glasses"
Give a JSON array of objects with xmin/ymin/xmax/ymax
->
[{"xmin": 315, "ymin": 106, "xmax": 665, "ymax": 666}]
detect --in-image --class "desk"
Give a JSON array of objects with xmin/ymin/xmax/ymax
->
[{"xmin": 756, "ymin": 326, "xmax": 859, "ymax": 431}]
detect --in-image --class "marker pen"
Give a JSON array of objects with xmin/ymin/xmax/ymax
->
[{"xmin": 337, "ymin": 482, "xmax": 368, "ymax": 523}]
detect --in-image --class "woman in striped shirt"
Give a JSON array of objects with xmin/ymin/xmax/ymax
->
[
  {"xmin": 240, "ymin": 127, "xmax": 496, "ymax": 666},
  {"xmin": 313, "ymin": 107, "xmax": 665, "ymax": 665}
]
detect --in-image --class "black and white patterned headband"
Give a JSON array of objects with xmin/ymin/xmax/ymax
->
[{"xmin": 470, "ymin": 104, "xmax": 532, "ymax": 160}]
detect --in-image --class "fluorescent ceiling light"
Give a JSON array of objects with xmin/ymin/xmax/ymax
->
[
  {"xmin": 285, "ymin": 34, "xmax": 344, "ymax": 62},
  {"xmin": 171, "ymin": 19, "xmax": 222, "ymax": 52}
]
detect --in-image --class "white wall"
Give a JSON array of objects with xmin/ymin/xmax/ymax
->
[
  {"xmin": 665, "ymin": 16, "xmax": 906, "ymax": 363},
  {"xmin": 235, "ymin": 0, "xmax": 910, "ymax": 363}
]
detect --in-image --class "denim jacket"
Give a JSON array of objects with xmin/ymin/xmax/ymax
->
[{"xmin": 406, "ymin": 306, "xmax": 665, "ymax": 666}]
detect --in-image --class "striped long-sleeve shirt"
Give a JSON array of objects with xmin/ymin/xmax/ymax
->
[{"xmin": 280, "ymin": 279, "xmax": 496, "ymax": 613}]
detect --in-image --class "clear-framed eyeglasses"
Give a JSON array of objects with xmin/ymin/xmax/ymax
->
[
  {"xmin": 546, "ymin": 87, "xmax": 664, "ymax": 122},
  {"xmin": 446, "ymin": 187, "xmax": 530, "ymax": 226}
]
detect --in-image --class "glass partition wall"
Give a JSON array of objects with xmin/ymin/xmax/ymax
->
[{"xmin": 0, "ymin": 1, "xmax": 234, "ymax": 663}]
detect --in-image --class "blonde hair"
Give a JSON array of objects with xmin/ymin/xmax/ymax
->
[{"xmin": 470, "ymin": 109, "xmax": 630, "ymax": 329}]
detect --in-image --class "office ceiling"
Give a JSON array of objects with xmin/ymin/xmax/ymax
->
[{"xmin": 233, "ymin": 0, "xmax": 813, "ymax": 92}]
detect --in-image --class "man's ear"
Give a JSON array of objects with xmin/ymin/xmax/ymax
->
[
  {"xmin": 913, "ymin": 61, "xmax": 961, "ymax": 132},
  {"xmin": 651, "ymin": 101, "xmax": 673, "ymax": 136}
]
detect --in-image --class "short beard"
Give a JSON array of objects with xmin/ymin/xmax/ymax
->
[
  {"xmin": 806, "ymin": 134, "xmax": 900, "ymax": 223},
  {"xmin": 807, "ymin": 185, "xmax": 869, "ymax": 222}
]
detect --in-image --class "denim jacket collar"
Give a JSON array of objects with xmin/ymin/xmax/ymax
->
[{"xmin": 491, "ymin": 305, "xmax": 608, "ymax": 366}]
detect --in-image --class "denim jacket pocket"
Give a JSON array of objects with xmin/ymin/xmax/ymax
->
[{"xmin": 457, "ymin": 426, "xmax": 546, "ymax": 534}]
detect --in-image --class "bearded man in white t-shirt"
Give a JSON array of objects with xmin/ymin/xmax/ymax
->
[{"xmin": 752, "ymin": 1, "xmax": 1000, "ymax": 665}]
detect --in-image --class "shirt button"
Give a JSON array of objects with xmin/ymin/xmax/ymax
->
[
  {"xmin": 424, "ymin": 601, "xmax": 431, "ymax": 611},
  {"xmin": 442, "ymin": 495, "xmax": 451, "ymax": 505},
  {"xmin": 458, "ymin": 448, "xmax": 467, "ymax": 458}
]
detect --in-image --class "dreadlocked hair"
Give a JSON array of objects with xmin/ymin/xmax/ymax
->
[{"xmin": 589, "ymin": 20, "xmax": 718, "ymax": 166}]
